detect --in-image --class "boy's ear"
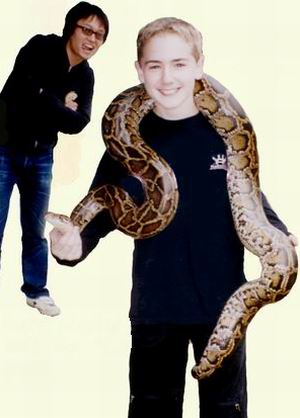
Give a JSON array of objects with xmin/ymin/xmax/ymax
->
[
  {"xmin": 135, "ymin": 61, "xmax": 145, "ymax": 83},
  {"xmin": 195, "ymin": 54, "xmax": 205, "ymax": 80}
]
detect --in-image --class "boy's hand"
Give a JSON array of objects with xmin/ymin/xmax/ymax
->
[
  {"xmin": 48, "ymin": 222, "xmax": 83, "ymax": 261},
  {"xmin": 65, "ymin": 91, "xmax": 78, "ymax": 111}
]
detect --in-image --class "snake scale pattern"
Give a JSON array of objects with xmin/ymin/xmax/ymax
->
[
  {"xmin": 47, "ymin": 84, "xmax": 178, "ymax": 238},
  {"xmin": 46, "ymin": 74, "xmax": 298, "ymax": 380}
]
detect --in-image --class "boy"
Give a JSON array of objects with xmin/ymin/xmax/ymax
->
[
  {"xmin": 50, "ymin": 18, "xmax": 294, "ymax": 417},
  {"xmin": 0, "ymin": 2, "xmax": 109, "ymax": 316}
]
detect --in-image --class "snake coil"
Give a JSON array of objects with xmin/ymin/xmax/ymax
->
[{"xmin": 46, "ymin": 75, "xmax": 298, "ymax": 379}]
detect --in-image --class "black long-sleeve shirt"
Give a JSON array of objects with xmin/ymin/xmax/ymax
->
[
  {"xmin": 0, "ymin": 34, "xmax": 94, "ymax": 150},
  {"xmin": 57, "ymin": 111, "xmax": 289, "ymax": 325}
]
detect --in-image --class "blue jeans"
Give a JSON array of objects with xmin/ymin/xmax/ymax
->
[{"xmin": 0, "ymin": 145, "xmax": 53, "ymax": 298}]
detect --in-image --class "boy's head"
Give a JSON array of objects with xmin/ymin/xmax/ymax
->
[
  {"xmin": 137, "ymin": 17, "xmax": 203, "ymax": 63},
  {"xmin": 135, "ymin": 17, "xmax": 204, "ymax": 120}
]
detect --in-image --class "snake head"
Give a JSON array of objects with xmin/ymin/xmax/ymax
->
[{"xmin": 45, "ymin": 211, "xmax": 73, "ymax": 231}]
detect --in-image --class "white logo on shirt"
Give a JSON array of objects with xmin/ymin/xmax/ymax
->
[{"xmin": 209, "ymin": 154, "xmax": 227, "ymax": 171}]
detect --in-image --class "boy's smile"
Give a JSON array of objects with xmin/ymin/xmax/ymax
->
[{"xmin": 135, "ymin": 33, "xmax": 204, "ymax": 120}]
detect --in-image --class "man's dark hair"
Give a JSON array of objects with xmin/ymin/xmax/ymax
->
[{"xmin": 62, "ymin": 2, "xmax": 109, "ymax": 43}]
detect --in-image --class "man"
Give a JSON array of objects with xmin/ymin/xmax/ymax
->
[
  {"xmin": 0, "ymin": 2, "xmax": 109, "ymax": 316},
  {"xmin": 48, "ymin": 17, "xmax": 297, "ymax": 417}
]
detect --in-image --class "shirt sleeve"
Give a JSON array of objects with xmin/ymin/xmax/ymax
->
[
  {"xmin": 55, "ymin": 151, "xmax": 145, "ymax": 266},
  {"xmin": 261, "ymin": 192, "xmax": 289, "ymax": 235}
]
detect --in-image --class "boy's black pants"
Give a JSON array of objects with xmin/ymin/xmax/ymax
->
[{"xmin": 128, "ymin": 324, "xmax": 247, "ymax": 418}]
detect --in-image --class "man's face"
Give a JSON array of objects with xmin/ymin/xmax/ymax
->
[
  {"xmin": 135, "ymin": 33, "xmax": 204, "ymax": 120},
  {"xmin": 66, "ymin": 15, "xmax": 106, "ymax": 65}
]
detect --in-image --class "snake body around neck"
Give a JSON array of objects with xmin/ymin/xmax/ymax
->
[{"xmin": 46, "ymin": 75, "xmax": 298, "ymax": 379}]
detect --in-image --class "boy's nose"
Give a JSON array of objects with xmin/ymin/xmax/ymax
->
[{"xmin": 161, "ymin": 67, "xmax": 173, "ymax": 83}]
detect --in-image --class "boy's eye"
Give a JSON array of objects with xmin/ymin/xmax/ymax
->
[
  {"xmin": 175, "ymin": 62, "xmax": 186, "ymax": 68},
  {"xmin": 148, "ymin": 65, "xmax": 161, "ymax": 70}
]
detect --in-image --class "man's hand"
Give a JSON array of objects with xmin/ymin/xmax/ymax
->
[
  {"xmin": 65, "ymin": 91, "xmax": 78, "ymax": 111},
  {"xmin": 49, "ymin": 222, "xmax": 82, "ymax": 261}
]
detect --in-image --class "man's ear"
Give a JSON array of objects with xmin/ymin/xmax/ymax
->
[
  {"xmin": 195, "ymin": 54, "xmax": 205, "ymax": 80},
  {"xmin": 135, "ymin": 61, "xmax": 145, "ymax": 83}
]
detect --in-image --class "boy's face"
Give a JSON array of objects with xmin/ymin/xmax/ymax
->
[{"xmin": 135, "ymin": 33, "xmax": 204, "ymax": 120}]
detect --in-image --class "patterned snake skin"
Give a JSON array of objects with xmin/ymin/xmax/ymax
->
[
  {"xmin": 46, "ymin": 74, "xmax": 298, "ymax": 380},
  {"xmin": 47, "ymin": 84, "xmax": 178, "ymax": 238}
]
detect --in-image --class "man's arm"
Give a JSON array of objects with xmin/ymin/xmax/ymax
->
[
  {"xmin": 38, "ymin": 69, "xmax": 94, "ymax": 134},
  {"xmin": 1, "ymin": 36, "xmax": 44, "ymax": 106}
]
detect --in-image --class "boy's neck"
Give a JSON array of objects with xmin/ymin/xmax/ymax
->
[{"xmin": 153, "ymin": 104, "xmax": 199, "ymax": 121}]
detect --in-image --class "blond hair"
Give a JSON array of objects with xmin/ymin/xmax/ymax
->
[{"xmin": 137, "ymin": 17, "xmax": 203, "ymax": 62}]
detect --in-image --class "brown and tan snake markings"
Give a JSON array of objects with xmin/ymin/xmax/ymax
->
[
  {"xmin": 47, "ymin": 84, "xmax": 179, "ymax": 238},
  {"xmin": 46, "ymin": 74, "xmax": 298, "ymax": 380}
]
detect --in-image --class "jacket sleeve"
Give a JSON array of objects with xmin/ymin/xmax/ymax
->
[
  {"xmin": 261, "ymin": 192, "xmax": 289, "ymax": 235},
  {"xmin": 1, "ymin": 35, "xmax": 44, "ymax": 105},
  {"xmin": 2, "ymin": 35, "xmax": 94, "ymax": 135},
  {"xmin": 38, "ymin": 69, "xmax": 94, "ymax": 134}
]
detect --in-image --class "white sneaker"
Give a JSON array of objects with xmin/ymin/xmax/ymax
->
[{"xmin": 26, "ymin": 296, "xmax": 61, "ymax": 317}]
